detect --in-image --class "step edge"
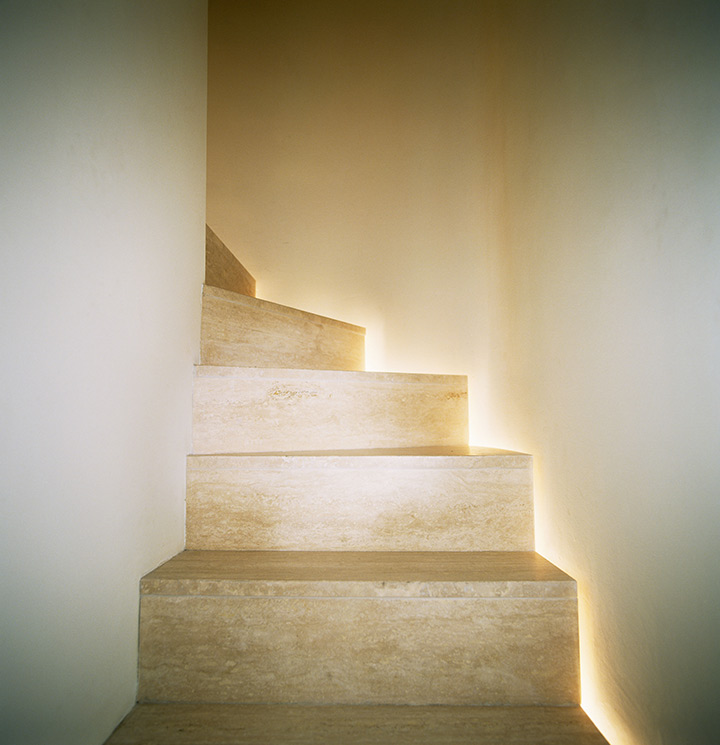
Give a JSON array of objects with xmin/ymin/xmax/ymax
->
[
  {"xmin": 187, "ymin": 446, "xmax": 529, "ymax": 457},
  {"xmin": 186, "ymin": 454, "xmax": 532, "ymax": 470},
  {"xmin": 140, "ymin": 584, "xmax": 578, "ymax": 599},
  {"xmin": 194, "ymin": 365, "xmax": 469, "ymax": 386}
]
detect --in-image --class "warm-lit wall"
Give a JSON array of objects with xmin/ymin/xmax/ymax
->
[
  {"xmin": 482, "ymin": 2, "xmax": 720, "ymax": 744},
  {"xmin": 0, "ymin": 2, "xmax": 206, "ymax": 744},
  {"xmin": 207, "ymin": 0, "xmax": 495, "ymax": 440},
  {"xmin": 207, "ymin": 2, "xmax": 720, "ymax": 744}
]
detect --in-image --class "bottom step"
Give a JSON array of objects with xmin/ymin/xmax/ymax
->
[
  {"xmin": 105, "ymin": 704, "xmax": 610, "ymax": 744},
  {"xmin": 138, "ymin": 551, "xmax": 579, "ymax": 706}
]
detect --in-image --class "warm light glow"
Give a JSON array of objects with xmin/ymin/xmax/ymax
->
[
  {"xmin": 531, "ymin": 550, "xmax": 624, "ymax": 745},
  {"xmin": 534, "ymin": 475, "xmax": 621, "ymax": 745},
  {"xmin": 576, "ymin": 592, "xmax": 626, "ymax": 745},
  {"xmin": 362, "ymin": 322, "xmax": 386, "ymax": 373}
]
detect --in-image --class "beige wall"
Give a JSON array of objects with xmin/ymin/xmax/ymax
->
[
  {"xmin": 207, "ymin": 0, "xmax": 495, "ymax": 440},
  {"xmin": 483, "ymin": 2, "xmax": 720, "ymax": 744},
  {"xmin": 207, "ymin": 2, "xmax": 719, "ymax": 744},
  {"xmin": 0, "ymin": 2, "xmax": 207, "ymax": 743}
]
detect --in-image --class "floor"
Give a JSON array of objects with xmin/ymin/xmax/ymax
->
[{"xmin": 105, "ymin": 703, "xmax": 610, "ymax": 744}]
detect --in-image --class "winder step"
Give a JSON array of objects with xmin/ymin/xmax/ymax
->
[
  {"xmin": 200, "ymin": 284, "xmax": 365, "ymax": 370},
  {"xmin": 186, "ymin": 447, "xmax": 534, "ymax": 551},
  {"xmin": 191, "ymin": 367, "xmax": 468, "ymax": 454},
  {"xmin": 205, "ymin": 225, "xmax": 256, "ymax": 297},
  {"xmin": 105, "ymin": 702, "xmax": 610, "ymax": 745},
  {"xmin": 138, "ymin": 550, "xmax": 580, "ymax": 706}
]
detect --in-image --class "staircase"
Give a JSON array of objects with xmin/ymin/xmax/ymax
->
[{"xmin": 105, "ymin": 227, "xmax": 609, "ymax": 744}]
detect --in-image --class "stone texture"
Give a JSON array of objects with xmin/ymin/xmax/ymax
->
[
  {"xmin": 141, "ymin": 550, "xmax": 576, "ymax": 598},
  {"xmin": 139, "ymin": 597, "xmax": 578, "ymax": 706},
  {"xmin": 138, "ymin": 551, "xmax": 579, "ymax": 706},
  {"xmin": 185, "ymin": 448, "xmax": 534, "ymax": 551},
  {"xmin": 109, "ymin": 222, "xmax": 593, "ymax": 743},
  {"xmin": 205, "ymin": 225, "xmax": 256, "ymax": 297},
  {"xmin": 105, "ymin": 703, "xmax": 610, "ymax": 745},
  {"xmin": 200, "ymin": 284, "xmax": 365, "ymax": 370},
  {"xmin": 191, "ymin": 368, "xmax": 468, "ymax": 454}
]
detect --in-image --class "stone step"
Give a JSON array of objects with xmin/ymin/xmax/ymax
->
[
  {"xmin": 191, "ymin": 368, "xmax": 468, "ymax": 454},
  {"xmin": 200, "ymin": 285, "xmax": 365, "ymax": 370},
  {"xmin": 205, "ymin": 225, "xmax": 256, "ymax": 297},
  {"xmin": 105, "ymin": 703, "xmax": 610, "ymax": 745},
  {"xmin": 138, "ymin": 551, "xmax": 580, "ymax": 706},
  {"xmin": 185, "ymin": 447, "xmax": 534, "ymax": 552}
]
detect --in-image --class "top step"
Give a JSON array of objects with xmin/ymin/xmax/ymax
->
[
  {"xmin": 205, "ymin": 225, "xmax": 256, "ymax": 297},
  {"xmin": 201, "ymin": 285, "xmax": 365, "ymax": 371}
]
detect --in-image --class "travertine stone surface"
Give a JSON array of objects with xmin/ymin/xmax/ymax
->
[
  {"xmin": 138, "ymin": 551, "xmax": 579, "ymax": 706},
  {"xmin": 141, "ymin": 550, "xmax": 577, "ymax": 598},
  {"xmin": 105, "ymin": 703, "xmax": 610, "ymax": 745},
  {"xmin": 139, "ymin": 597, "xmax": 578, "ymax": 706},
  {"xmin": 200, "ymin": 285, "xmax": 365, "ymax": 370},
  {"xmin": 205, "ymin": 225, "xmax": 256, "ymax": 297},
  {"xmin": 185, "ymin": 448, "xmax": 534, "ymax": 551},
  {"xmin": 135, "ymin": 231, "xmax": 585, "ymax": 728},
  {"xmin": 191, "ymin": 368, "xmax": 468, "ymax": 454}
]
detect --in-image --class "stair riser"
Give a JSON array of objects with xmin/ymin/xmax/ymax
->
[
  {"xmin": 186, "ymin": 455, "xmax": 534, "ymax": 551},
  {"xmin": 201, "ymin": 288, "xmax": 365, "ymax": 370},
  {"xmin": 138, "ymin": 595, "xmax": 579, "ymax": 706},
  {"xmin": 191, "ymin": 370, "xmax": 468, "ymax": 454}
]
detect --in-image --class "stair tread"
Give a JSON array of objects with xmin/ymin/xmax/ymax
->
[
  {"xmin": 204, "ymin": 284, "xmax": 366, "ymax": 334},
  {"xmin": 105, "ymin": 703, "xmax": 609, "ymax": 745},
  {"xmin": 142, "ymin": 550, "xmax": 575, "ymax": 598}
]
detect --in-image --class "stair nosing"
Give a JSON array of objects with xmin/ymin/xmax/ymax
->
[
  {"xmin": 194, "ymin": 365, "xmax": 469, "ymax": 385},
  {"xmin": 140, "ymin": 551, "xmax": 576, "ymax": 600},
  {"xmin": 186, "ymin": 450, "xmax": 531, "ymax": 470},
  {"xmin": 187, "ymin": 446, "xmax": 529, "ymax": 457}
]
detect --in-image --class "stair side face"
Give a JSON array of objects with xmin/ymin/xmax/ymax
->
[
  {"xmin": 200, "ymin": 286, "xmax": 365, "ymax": 371},
  {"xmin": 205, "ymin": 225, "xmax": 256, "ymax": 297},
  {"xmin": 186, "ymin": 452, "xmax": 534, "ymax": 551},
  {"xmin": 191, "ymin": 368, "xmax": 468, "ymax": 454},
  {"xmin": 137, "ymin": 551, "xmax": 580, "ymax": 707}
]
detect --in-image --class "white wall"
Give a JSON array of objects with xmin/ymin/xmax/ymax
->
[
  {"xmin": 206, "ymin": 0, "xmax": 495, "ymax": 440},
  {"xmin": 482, "ymin": 2, "xmax": 720, "ymax": 744},
  {"xmin": 0, "ymin": 2, "xmax": 207, "ymax": 743}
]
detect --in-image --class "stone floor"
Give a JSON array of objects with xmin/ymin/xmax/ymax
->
[{"xmin": 105, "ymin": 703, "xmax": 610, "ymax": 744}]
